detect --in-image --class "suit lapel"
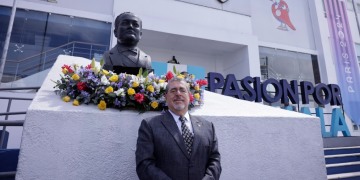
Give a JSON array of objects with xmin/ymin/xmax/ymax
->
[
  {"xmin": 161, "ymin": 111, "xmax": 190, "ymax": 159},
  {"xmin": 108, "ymin": 47, "xmax": 118, "ymax": 66},
  {"xmin": 190, "ymin": 115, "xmax": 202, "ymax": 160}
]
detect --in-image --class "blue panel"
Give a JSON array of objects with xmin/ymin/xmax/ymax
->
[
  {"xmin": 152, "ymin": 61, "xmax": 168, "ymax": 77},
  {"xmin": 0, "ymin": 149, "xmax": 19, "ymax": 179},
  {"xmin": 327, "ymin": 164, "xmax": 360, "ymax": 175},
  {"xmin": 187, "ymin": 65, "xmax": 205, "ymax": 88},
  {"xmin": 325, "ymin": 156, "xmax": 360, "ymax": 164},
  {"xmin": 324, "ymin": 148, "xmax": 360, "ymax": 155}
]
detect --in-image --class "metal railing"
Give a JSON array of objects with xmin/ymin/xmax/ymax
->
[
  {"xmin": 0, "ymin": 87, "xmax": 40, "ymax": 148},
  {"xmin": 3, "ymin": 41, "xmax": 109, "ymax": 83},
  {"xmin": 0, "ymin": 87, "xmax": 40, "ymax": 179}
]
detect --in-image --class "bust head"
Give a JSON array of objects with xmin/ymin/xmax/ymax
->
[{"xmin": 114, "ymin": 12, "xmax": 142, "ymax": 47}]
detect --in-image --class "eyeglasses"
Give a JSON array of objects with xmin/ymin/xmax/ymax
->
[{"xmin": 168, "ymin": 88, "xmax": 188, "ymax": 94}]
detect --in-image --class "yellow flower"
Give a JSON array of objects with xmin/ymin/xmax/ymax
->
[
  {"xmin": 159, "ymin": 79, "xmax": 165, "ymax": 83},
  {"xmin": 105, "ymin": 86, "xmax": 113, "ymax": 94},
  {"xmin": 101, "ymin": 69, "xmax": 109, "ymax": 75},
  {"xmin": 98, "ymin": 100, "xmax": 106, "ymax": 110},
  {"xmin": 62, "ymin": 96, "xmax": 70, "ymax": 102},
  {"xmin": 147, "ymin": 85, "xmax": 154, "ymax": 92},
  {"xmin": 62, "ymin": 68, "xmax": 68, "ymax": 74},
  {"xmin": 151, "ymin": 101, "xmax": 158, "ymax": 109},
  {"xmin": 72, "ymin": 99, "xmax": 79, "ymax": 106},
  {"xmin": 109, "ymin": 75, "xmax": 118, "ymax": 82},
  {"xmin": 190, "ymin": 75, "xmax": 195, "ymax": 79},
  {"xmin": 177, "ymin": 75, "xmax": 185, "ymax": 79},
  {"xmin": 72, "ymin": 74, "xmax": 80, "ymax": 81},
  {"xmin": 188, "ymin": 83, "xmax": 190, "ymax": 87},
  {"xmin": 194, "ymin": 85, "xmax": 200, "ymax": 91},
  {"xmin": 133, "ymin": 81, "xmax": 139, "ymax": 88},
  {"xmin": 127, "ymin": 88, "xmax": 135, "ymax": 96},
  {"xmin": 194, "ymin": 93, "xmax": 200, "ymax": 99}
]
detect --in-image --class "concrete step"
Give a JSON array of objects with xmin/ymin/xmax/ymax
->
[
  {"xmin": 327, "ymin": 172, "xmax": 360, "ymax": 180},
  {"xmin": 324, "ymin": 146, "xmax": 360, "ymax": 156},
  {"xmin": 326, "ymin": 161, "xmax": 360, "ymax": 175}
]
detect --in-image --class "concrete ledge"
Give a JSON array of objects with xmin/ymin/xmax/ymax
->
[
  {"xmin": 323, "ymin": 137, "xmax": 360, "ymax": 148},
  {"xmin": 16, "ymin": 55, "xmax": 327, "ymax": 180}
]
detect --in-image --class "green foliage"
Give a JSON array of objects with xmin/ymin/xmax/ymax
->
[{"xmin": 100, "ymin": 58, "xmax": 104, "ymax": 67}]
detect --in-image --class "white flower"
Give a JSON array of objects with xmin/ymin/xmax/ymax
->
[
  {"xmin": 139, "ymin": 77, "xmax": 145, "ymax": 83},
  {"xmin": 148, "ymin": 72, "xmax": 154, "ymax": 79},
  {"xmin": 154, "ymin": 82, "xmax": 160, "ymax": 93},
  {"xmin": 193, "ymin": 101, "xmax": 199, "ymax": 106},
  {"xmin": 114, "ymin": 88, "xmax": 125, "ymax": 97},
  {"xmin": 100, "ymin": 75, "xmax": 110, "ymax": 85},
  {"xmin": 159, "ymin": 82, "xmax": 167, "ymax": 89}
]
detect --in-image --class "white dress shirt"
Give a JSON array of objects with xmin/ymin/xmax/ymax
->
[{"xmin": 168, "ymin": 110, "xmax": 194, "ymax": 135}]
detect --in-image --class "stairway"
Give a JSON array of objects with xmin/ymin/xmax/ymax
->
[{"xmin": 325, "ymin": 146, "xmax": 360, "ymax": 179}]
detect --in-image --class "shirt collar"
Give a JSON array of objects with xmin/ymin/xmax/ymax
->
[{"xmin": 168, "ymin": 110, "xmax": 190, "ymax": 122}]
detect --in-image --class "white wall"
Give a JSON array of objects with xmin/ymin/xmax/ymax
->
[
  {"xmin": 177, "ymin": 0, "xmax": 251, "ymax": 16},
  {"xmin": 141, "ymin": 46, "xmax": 217, "ymax": 74},
  {"xmin": 251, "ymin": 0, "xmax": 316, "ymax": 50},
  {"xmin": 112, "ymin": 0, "xmax": 253, "ymax": 48}
]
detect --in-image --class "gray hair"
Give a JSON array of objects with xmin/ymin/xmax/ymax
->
[{"xmin": 165, "ymin": 77, "xmax": 190, "ymax": 93}]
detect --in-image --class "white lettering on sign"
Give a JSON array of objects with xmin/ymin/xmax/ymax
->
[
  {"xmin": 345, "ymin": 67, "xmax": 351, "ymax": 73},
  {"xmin": 348, "ymin": 86, "xmax": 355, "ymax": 92},
  {"xmin": 334, "ymin": 13, "xmax": 355, "ymax": 93}
]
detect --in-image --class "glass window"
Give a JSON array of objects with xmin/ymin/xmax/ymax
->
[
  {"xmin": 259, "ymin": 46, "xmax": 321, "ymax": 108},
  {"xmin": 355, "ymin": 44, "xmax": 360, "ymax": 67},
  {"xmin": 0, "ymin": 6, "xmax": 111, "ymax": 88},
  {"xmin": 347, "ymin": 0, "xmax": 354, "ymax": 11}
]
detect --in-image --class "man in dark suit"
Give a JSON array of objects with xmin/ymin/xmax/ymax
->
[
  {"xmin": 102, "ymin": 12, "xmax": 152, "ymax": 69},
  {"xmin": 136, "ymin": 77, "xmax": 221, "ymax": 180}
]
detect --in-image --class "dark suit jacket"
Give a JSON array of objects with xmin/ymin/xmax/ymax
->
[
  {"xmin": 136, "ymin": 111, "xmax": 221, "ymax": 180},
  {"xmin": 102, "ymin": 46, "xmax": 152, "ymax": 69}
]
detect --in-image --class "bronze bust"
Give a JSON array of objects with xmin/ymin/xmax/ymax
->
[{"xmin": 102, "ymin": 12, "xmax": 152, "ymax": 70}]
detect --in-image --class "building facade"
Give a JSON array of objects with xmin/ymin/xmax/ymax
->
[{"xmin": 1, "ymin": 0, "xmax": 360, "ymax": 148}]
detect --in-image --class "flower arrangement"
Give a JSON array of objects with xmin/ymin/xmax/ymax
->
[{"xmin": 52, "ymin": 58, "xmax": 207, "ymax": 113}]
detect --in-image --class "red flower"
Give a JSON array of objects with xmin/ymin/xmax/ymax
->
[
  {"xmin": 134, "ymin": 93, "xmax": 145, "ymax": 104},
  {"xmin": 77, "ymin": 82, "xmax": 87, "ymax": 91},
  {"xmin": 189, "ymin": 93, "xmax": 194, "ymax": 102},
  {"xmin": 165, "ymin": 71, "xmax": 174, "ymax": 82},
  {"xmin": 61, "ymin": 64, "xmax": 74, "ymax": 73},
  {"xmin": 85, "ymin": 64, "xmax": 91, "ymax": 69},
  {"xmin": 196, "ymin": 79, "xmax": 208, "ymax": 88}
]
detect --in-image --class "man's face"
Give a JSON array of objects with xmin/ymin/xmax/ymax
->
[
  {"xmin": 165, "ymin": 81, "xmax": 190, "ymax": 115},
  {"xmin": 115, "ymin": 14, "xmax": 142, "ymax": 45}
]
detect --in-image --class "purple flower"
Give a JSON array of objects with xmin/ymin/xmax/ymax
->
[
  {"xmin": 81, "ymin": 90, "xmax": 90, "ymax": 97},
  {"xmin": 115, "ymin": 98, "xmax": 121, "ymax": 107},
  {"xmin": 119, "ymin": 73, "xmax": 126, "ymax": 79},
  {"xmin": 161, "ymin": 109, "xmax": 166, "ymax": 114},
  {"xmin": 140, "ymin": 89, "xmax": 145, "ymax": 93},
  {"xmin": 111, "ymin": 82, "xmax": 115, "ymax": 86},
  {"xmin": 117, "ymin": 82, "xmax": 122, "ymax": 88}
]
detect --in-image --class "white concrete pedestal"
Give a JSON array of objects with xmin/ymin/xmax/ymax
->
[{"xmin": 16, "ymin": 55, "xmax": 327, "ymax": 180}]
